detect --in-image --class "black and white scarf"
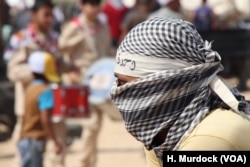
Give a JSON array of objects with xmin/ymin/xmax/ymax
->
[{"xmin": 110, "ymin": 17, "xmax": 250, "ymax": 158}]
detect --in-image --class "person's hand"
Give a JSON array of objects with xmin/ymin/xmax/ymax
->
[{"xmin": 54, "ymin": 142, "xmax": 63, "ymax": 155}]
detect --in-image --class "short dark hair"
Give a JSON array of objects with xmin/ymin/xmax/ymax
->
[
  {"xmin": 31, "ymin": 0, "xmax": 54, "ymax": 12},
  {"xmin": 136, "ymin": 0, "xmax": 154, "ymax": 5},
  {"xmin": 81, "ymin": 0, "xmax": 101, "ymax": 5},
  {"xmin": 33, "ymin": 73, "xmax": 48, "ymax": 82}
]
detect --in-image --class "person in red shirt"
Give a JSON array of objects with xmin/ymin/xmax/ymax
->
[{"xmin": 102, "ymin": 0, "xmax": 128, "ymax": 48}]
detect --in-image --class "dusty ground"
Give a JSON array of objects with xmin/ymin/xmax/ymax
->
[
  {"xmin": 0, "ymin": 114, "xmax": 146, "ymax": 167},
  {"xmin": 1, "ymin": 78, "xmax": 250, "ymax": 167}
]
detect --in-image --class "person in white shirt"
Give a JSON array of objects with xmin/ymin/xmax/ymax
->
[{"xmin": 149, "ymin": 0, "xmax": 184, "ymax": 19}]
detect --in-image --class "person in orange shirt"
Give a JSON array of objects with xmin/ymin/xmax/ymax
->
[{"xmin": 19, "ymin": 51, "xmax": 63, "ymax": 167}]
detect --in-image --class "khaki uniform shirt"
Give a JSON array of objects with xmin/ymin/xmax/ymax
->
[
  {"xmin": 4, "ymin": 26, "xmax": 67, "ymax": 116},
  {"xmin": 59, "ymin": 14, "xmax": 115, "ymax": 82}
]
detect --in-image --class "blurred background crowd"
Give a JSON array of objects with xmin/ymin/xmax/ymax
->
[
  {"xmin": 1, "ymin": 0, "xmax": 250, "ymax": 51},
  {"xmin": 0, "ymin": 0, "xmax": 250, "ymax": 78}
]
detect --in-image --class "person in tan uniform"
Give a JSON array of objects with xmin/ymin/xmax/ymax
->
[
  {"xmin": 59, "ymin": 0, "xmax": 114, "ymax": 85},
  {"xmin": 59, "ymin": 1, "xmax": 117, "ymax": 167},
  {"xmin": 4, "ymin": 1, "xmax": 75, "ymax": 167}
]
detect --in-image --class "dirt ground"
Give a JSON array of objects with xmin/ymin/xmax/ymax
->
[{"xmin": 0, "ymin": 114, "xmax": 146, "ymax": 167}]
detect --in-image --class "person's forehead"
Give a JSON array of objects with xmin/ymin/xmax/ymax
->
[{"xmin": 33, "ymin": 6, "xmax": 53, "ymax": 14}]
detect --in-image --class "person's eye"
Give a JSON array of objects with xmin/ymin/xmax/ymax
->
[{"xmin": 116, "ymin": 79, "xmax": 126, "ymax": 87}]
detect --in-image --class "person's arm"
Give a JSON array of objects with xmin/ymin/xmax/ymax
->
[
  {"xmin": 56, "ymin": 55, "xmax": 80, "ymax": 73},
  {"xmin": 119, "ymin": 28, "xmax": 129, "ymax": 44},
  {"xmin": 38, "ymin": 88, "xmax": 62, "ymax": 154},
  {"xmin": 6, "ymin": 34, "xmax": 33, "ymax": 83},
  {"xmin": 102, "ymin": 24, "xmax": 116, "ymax": 57},
  {"xmin": 119, "ymin": 12, "xmax": 133, "ymax": 43},
  {"xmin": 40, "ymin": 109, "xmax": 62, "ymax": 154},
  {"xmin": 58, "ymin": 22, "xmax": 84, "ymax": 56},
  {"xmin": 119, "ymin": 12, "xmax": 131, "ymax": 43},
  {"xmin": 210, "ymin": 9, "xmax": 218, "ymax": 30},
  {"xmin": 58, "ymin": 21, "xmax": 84, "ymax": 75},
  {"xmin": 189, "ymin": 10, "xmax": 196, "ymax": 24}
]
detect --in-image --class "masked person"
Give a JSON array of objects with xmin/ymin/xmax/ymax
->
[{"xmin": 111, "ymin": 17, "xmax": 250, "ymax": 167}]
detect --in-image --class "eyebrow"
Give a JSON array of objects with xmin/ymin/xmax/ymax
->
[{"xmin": 114, "ymin": 74, "xmax": 118, "ymax": 78}]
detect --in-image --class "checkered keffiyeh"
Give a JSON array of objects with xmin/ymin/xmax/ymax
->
[{"xmin": 110, "ymin": 17, "xmax": 250, "ymax": 158}]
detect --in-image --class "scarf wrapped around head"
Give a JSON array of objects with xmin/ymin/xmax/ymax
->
[{"xmin": 111, "ymin": 17, "xmax": 250, "ymax": 158}]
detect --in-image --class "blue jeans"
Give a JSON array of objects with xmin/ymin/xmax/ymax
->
[{"xmin": 18, "ymin": 138, "xmax": 45, "ymax": 167}]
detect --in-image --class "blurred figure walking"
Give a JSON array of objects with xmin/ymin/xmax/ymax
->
[
  {"xmin": 120, "ymin": 0, "xmax": 155, "ymax": 42},
  {"xmin": 191, "ymin": 0, "xmax": 217, "ymax": 31},
  {"xmin": 102, "ymin": 0, "xmax": 128, "ymax": 48},
  {"xmin": 149, "ymin": 0, "xmax": 185, "ymax": 19},
  {"xmin": 19, "ymin": 51, "xmax": 63, "ymax": 167},
  {"xmin": 59, "ymin": 0, "xmax": 116, "ymax": 167}
]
